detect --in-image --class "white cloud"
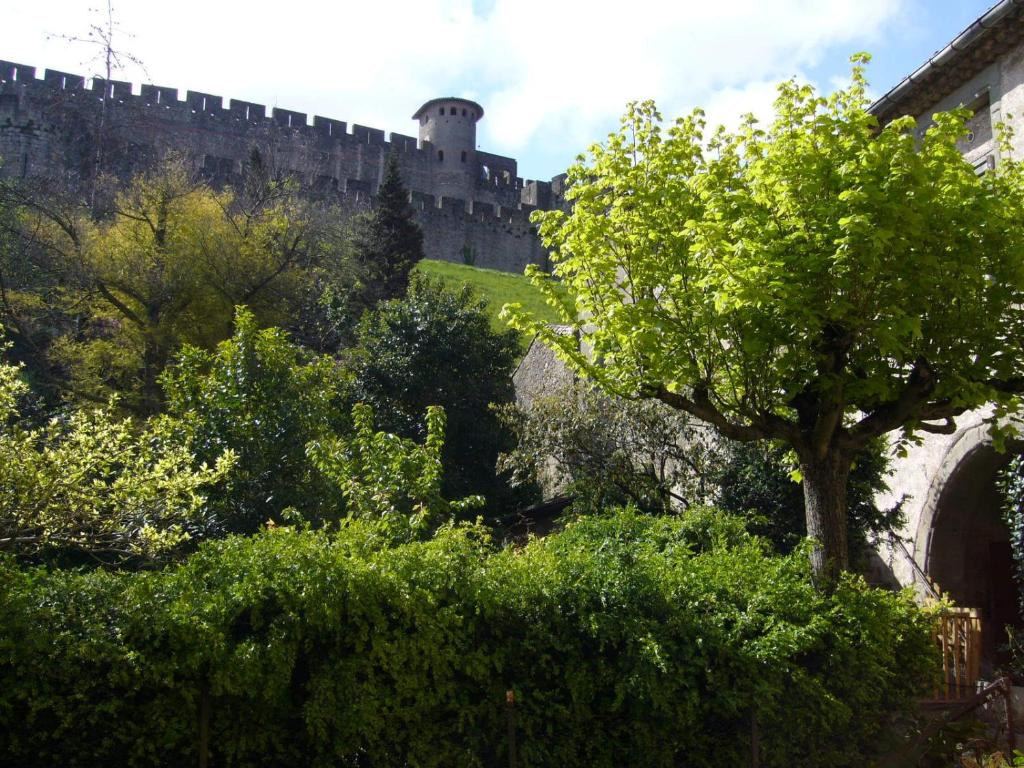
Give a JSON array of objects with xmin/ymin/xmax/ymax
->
[
  {"xmin": 1, "ymin": 0, "xmax": 904, "ymax": 178},
  {"xmin": 698, "ymin": 78, "xmax": 792, "ymax": 135},
  {"xmin": 473, "ymin": 0, "xmax": 901, "ymax": 156}
]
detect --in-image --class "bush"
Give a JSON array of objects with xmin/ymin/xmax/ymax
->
[
  {"xmin": 999, "ymin": 452, "xmax": 1024, "ymax": 678},
  {"xmin": 161, "ymin": 307, "xmax": 347, "ymax": 535},
  {"xmin": 0, "ymin": 351, "xmax": 232, "ymax": 565},
  {"xmin": 0, "ymin": 509, "xmax": 937, "ymax": 767},
  {"xmin": 344, "ymin": 275, "xmax": 530, "ymax": 519},
  {"xmin": 498, "ymin": 379, "xmax": 718, "ymax": 516}
]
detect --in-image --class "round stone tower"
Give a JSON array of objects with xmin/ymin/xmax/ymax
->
[{"xmin": 412, "ymin": 97, "xmax": 484, "ymax": 200}]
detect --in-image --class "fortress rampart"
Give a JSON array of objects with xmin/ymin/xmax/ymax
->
[{"xmin": 0, "ymin": 61, "xmax": 563, "ymax": 273}]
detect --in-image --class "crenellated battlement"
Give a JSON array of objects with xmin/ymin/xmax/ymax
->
[
  {"xmin": 1, "ymin": 61, "xmax": 531, "ymax": 166},
  {"xmin": 0, "ymin": 59, "xmax": 559, "ymax": 273}
]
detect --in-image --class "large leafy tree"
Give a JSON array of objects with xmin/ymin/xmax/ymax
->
[
  {"xmin": 712, "ymin": 439, "xmax": 898, "ymax": 566},
  {"xmin": 507, "ymin": 57, "xmax": 1024, "ymax": 583},
  {"xmin": 3, "ymin": 157, "xmax": 355, "ymax": 412}
]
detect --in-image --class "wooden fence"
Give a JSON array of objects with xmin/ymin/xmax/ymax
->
[{"xmin": 933, "ymin": 607, "xmax": 983, "ymax": 701}]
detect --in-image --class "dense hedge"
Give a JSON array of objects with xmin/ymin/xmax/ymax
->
[{"xmin": 0, "ymin": 509, "xmax": 937, "ymax": 767}]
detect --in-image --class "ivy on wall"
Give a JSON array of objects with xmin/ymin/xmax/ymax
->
[{"xmin": 999, "ymin": 453, "xmax": 1024, "ymax": 636}]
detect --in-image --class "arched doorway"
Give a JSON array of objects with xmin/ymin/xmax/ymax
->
[{"xmin": 926, "ymin": 443, "xmax": 1022, "ymax": 671}]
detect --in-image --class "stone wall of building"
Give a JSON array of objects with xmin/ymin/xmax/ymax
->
[
  {"xmin": 0, "ymin": 60, "xmax": 562, "ymax": 273},
  {"xmin": 870, "ymin": 36, "xmax": 1024, "ymax": 600},
  {"xmin": 895, "ymin": 39, "xmax": 1024, "ymax": 175}
]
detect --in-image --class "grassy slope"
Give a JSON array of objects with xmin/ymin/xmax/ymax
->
[{"xmin": 415, "ymin": 259, "xmax": 565, "ymax": 349}]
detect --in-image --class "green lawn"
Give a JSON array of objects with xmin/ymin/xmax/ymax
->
[{"xmin": 415, "ymin": 259, "xmax": 566, "ymax": 350}]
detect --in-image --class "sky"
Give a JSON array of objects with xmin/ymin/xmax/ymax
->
[{"xmin": 0, "ymin": 0, "xmax": 1001, "ymax": 182}]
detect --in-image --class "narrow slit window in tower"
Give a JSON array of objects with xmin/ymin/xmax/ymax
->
[
  {"xmin": 438, "ymin": 150, "xmax": 444, "ymax": 162},
  {"xmin": 461, "ymin": 151, "xmax": 467, "ymax": 162}
]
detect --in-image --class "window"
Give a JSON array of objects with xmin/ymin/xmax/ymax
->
[
  {"xmin": 461, "ymin": 151, "xmax": 467, "ymax": 162},
  {"xmin": 450, "ymin": 107, "xmax": 457, "ymax": 115},
  {"xmin": 438, "ymin": 107, "xmax": 444, "ymax": 115},
  {"xmin": 462, "ymin": 108, "xmax": 467, "ymax": 116},
  {"xmin": 438, "ymin": 150, "xmax": 444, "ymax": 162}
]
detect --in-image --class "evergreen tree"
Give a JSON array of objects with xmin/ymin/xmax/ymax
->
[{"xmin": 352, "ymin": 154, "xmax": 424, "ymax": 303}]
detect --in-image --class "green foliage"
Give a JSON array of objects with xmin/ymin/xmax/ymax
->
[
  {"xmin": 309, "ymin": 403, "xmax": 483, "ymax": 542},
  {"xmin": 161, "ymin": 307, "xmax": 345, "ymax": 535},
  {"xmin": 499, "ymin": 379, "xmax": 719, "ymax": 515},
  {"xmin": 0, "ymin": 508, "xmax": 937, "ymax": 767},
  {"xmin": 345, "ymin": 274, "xmax": 531, "ymax": 518},
  {"xmin": 0, "ymin": 352, "xmax": 232, "ymax": 563},
  {"xmin": 2, "ymin": 158, "xmax": 359, "ymax": 411},
  {"xmin": 415, "ymin": 258, "xmax": 568, "ymax": 350},
  {"xmin": 350, "ymin": 153, "xmax": 424, "ymax": 305},
  {"xmin": 505, "ymin": 57, "xmax": 1024, "ymax": 578},
  {"xmin": 999, "ymin": 451, "xmax": 1024, "ymax": 673},
  {"xmin": 714, "ymin": 439, "xmax": 901, "ymax": 563},
  {"xmin": 1000, "ymin": 453, "xmax": 1024, "ymax": 588}
]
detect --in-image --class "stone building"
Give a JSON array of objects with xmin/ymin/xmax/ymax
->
[
  {"xmin": 0, "ymin": 64, "xmax": 564, "ymax": 273},
  {"xmin": 869, "ymin": 0, "xmax": 1024, "ymax": 667}
]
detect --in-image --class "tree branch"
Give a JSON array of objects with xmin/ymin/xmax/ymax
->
[
  {"xmin": 646, "ymin": 384, "xmax": 794, "ymax": 443},
  {"xmin": 94, "ymin": 281, "xmax": 146, "ymax": 329},
  {"xmin": 846, "ymin": 358, "xmax": 937, "ymax": 447},
  {"xmin": 918, "ymin": 418, "xmax": 958, "ymax": 435},
  {"xmin": 239, "ymin": 232, "xmax": 305, "ymax": 302}
]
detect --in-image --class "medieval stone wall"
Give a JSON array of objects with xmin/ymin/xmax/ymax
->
[{"xmin": 0, "ymin": 60, "xmax": 561, "ymax": 273}]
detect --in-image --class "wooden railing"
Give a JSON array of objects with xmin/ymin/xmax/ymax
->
[
  {"xmin": 881, "ymin": 606, "xmax": 1018, "ymax": 766},
  {"xmin": 933, "ymin": 607, "xmax": 983, "ymax": 702}
]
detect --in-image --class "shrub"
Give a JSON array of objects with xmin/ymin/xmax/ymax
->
[
  {"xmin": 498, "ymin": 379, "xmax": 718, "ymax": 516},
  {"xmin": 344, "ymin": 275, "xmax": 529, "ymax": 520},
  {"xmin": 161, "ymin": 307, "xmax": 346, "ymax": 535},
  {"xmin": 0, "ymin": 508, "xmax": 937, "ymax": 767},
  {"xmin": 0, "ymin": 351, "xmax": 232, "ymax": 565},
  {"xmin": 999, "ymin": 452, "xmax": 1024, "ymax": 678}
]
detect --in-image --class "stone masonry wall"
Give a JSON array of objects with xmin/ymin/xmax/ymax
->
[
  {"xmin": 0, "ymin": 60, "xmax": 560, "ymax": 273},
  {"xmin": 871, "ymin": 38, "xmax": 1024, "ymax": 594}
]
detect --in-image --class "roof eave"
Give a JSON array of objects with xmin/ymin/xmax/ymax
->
[{"xmin": 870, "ymin": 0, "xmax": 1024, "ymax": 123}]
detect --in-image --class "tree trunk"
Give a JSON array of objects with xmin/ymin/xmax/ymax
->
[
  {"xmin": 800, "ymin": 451, "xmax": 851, "ymax": 587},
  {"xmin": 140, "ymin": 328, "xmax": 166, "ymax": 416}
]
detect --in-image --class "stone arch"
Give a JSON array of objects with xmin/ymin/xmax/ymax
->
[
  {"xmin": 912, "ymin": 421, "xmax": 994, "ymax": 569},
  {"xmin": 914, "ymin": 422, "xmax": 1021, "ymax": 667}
]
